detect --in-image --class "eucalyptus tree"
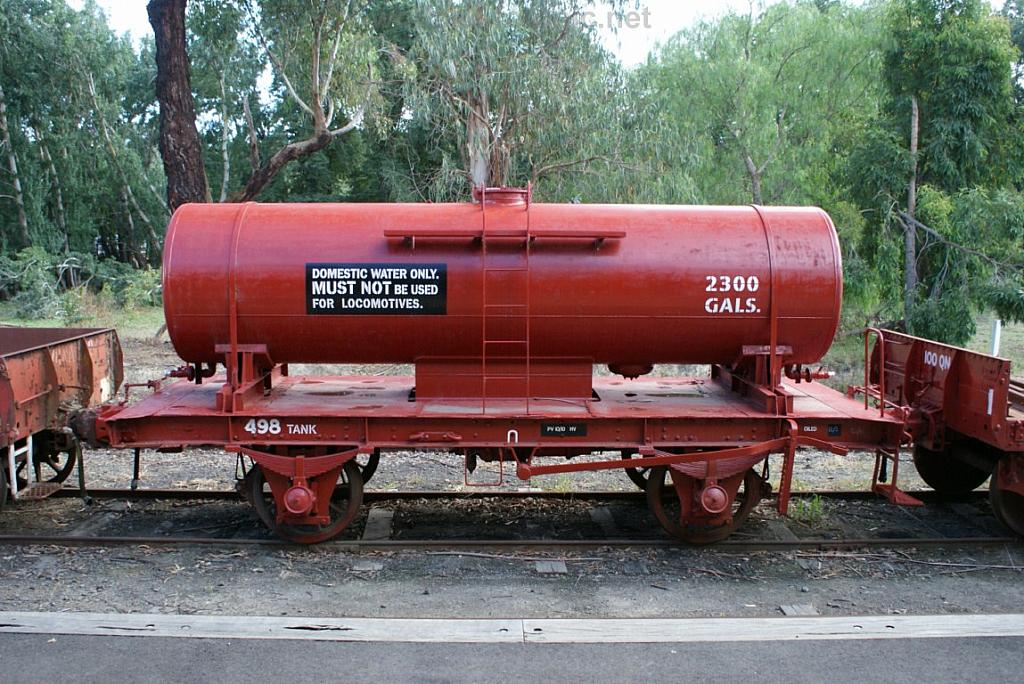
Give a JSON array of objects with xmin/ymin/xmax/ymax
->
[
  {"xmin": 187, "ymin": 1, "xmax": 264, "ymax": 201},
  {"xmin": 229, "ymin": 0, "xmax": 386, "ymax": 200},
  {"xmin": 0, "ymin": 0, "xmax": 164, "ymax": 262},
  {"xmin": 645, "ymin": 0, "xmax": 884, "ymax": 206},
  {"xmin": 847, "ymin": 0, "xmax": 1019, "ymax": 341},
  {"xmin": 148, "ymin": 0, "xmax": 210, "ymax": 209},
  {"xmin": 402, "ymin": 0, "xmax": 628, "ymax": 199}
]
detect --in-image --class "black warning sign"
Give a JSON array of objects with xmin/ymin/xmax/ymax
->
[
  {"xmin": 541, "ymin": 423, "xmax": 588, "ymax": 437},
  {"xmin": 306, "ymin": 263, "xmax": 447, "ymax": 315}
]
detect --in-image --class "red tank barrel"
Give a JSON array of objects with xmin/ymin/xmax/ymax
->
[{"xmin": 162, "ymin": 201, "xmax": 842, "ymax": 369}]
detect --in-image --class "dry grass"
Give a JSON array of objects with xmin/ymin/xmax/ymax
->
[
  {"xmin": 0, "ymin": 300, "xmax": 165, "ymax": 341},
  {"xmin": 968, "ymin": 314, "xmax": 1024, "ymax": 369},
  {"xmin": 820, "ymin": 315, "xmax": 1024, "ymax": 391}
]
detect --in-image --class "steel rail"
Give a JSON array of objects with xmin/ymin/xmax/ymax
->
[{"xmin": 0, "ymin": 533, "xmax": 1016, "ymax": 552}]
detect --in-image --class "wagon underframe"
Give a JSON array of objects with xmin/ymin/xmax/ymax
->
[{"xmin": 90, "ymin": 367, "xmax": 911, "ymax": 543}]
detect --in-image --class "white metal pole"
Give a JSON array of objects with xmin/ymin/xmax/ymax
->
[{"xmin": 990, "ymin": 318, "xmax": 1003, "ymax": 357}]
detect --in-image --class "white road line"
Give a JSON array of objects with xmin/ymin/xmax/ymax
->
[{"xmin": 0, "ymin": 612, "xmax": 1023, "ymax": 644}]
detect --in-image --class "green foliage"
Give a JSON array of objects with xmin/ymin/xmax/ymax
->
[
  {"xmin": 885, "ymin": 0, "xmax": 1016, "ymax": 191},
  {"xmin": 0, "ymin": 247, "xmax": 161, "ymax": 319},
  {"xmin": 1, "ymin": 0, "xmax": 1022, "ymax": 349},
  {"xmin": 841, "ymin": 0, "xmax": 1022, "ymax": 343},
  {"xmin": 0, "ymin": 0, "xmax": 167, "ymax": 261},
  {"xmin": 828, "ymin": 201, "xmax": 876, "ymax": 313},
  {"xmin": 642, "ymin": 1, "xmax": 885, "ymax": 206},
  {"xmin": 979, "ymin": 274, "xmax": 1024, "ymax": 323},
  {"xmin": 93, "ymin": 261, "xmax": 163, "ymax": 309},
  {"xmin": 0, "ymin": 247, "xmax": 64, "ymax": 319},
  {"xmin": 789, "ymin": 495, "xmax": 828, "ymax": 526},
  {"xmin": 400, "ymin": 0, "xmax": 630, "ymax": 200},
  {"xmin": 56, "ymin": 287, "xmax": 88, "ymax": 326}
]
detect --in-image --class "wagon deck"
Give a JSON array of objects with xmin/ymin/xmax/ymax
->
[{"xmin": 103, "ymin": 372, "xmax": 904, "ymax": 451}]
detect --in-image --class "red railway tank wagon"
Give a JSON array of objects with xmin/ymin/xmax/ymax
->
[
  {"xmin": 72, "ymin": 188, "xmax": 1024, "ymax": 542},
  {"xmin": 0, "ymin": 327, "xmax": 122, "ymax": 511}
]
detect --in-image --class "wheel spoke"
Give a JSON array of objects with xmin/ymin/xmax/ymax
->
[
  {"xmin": 248, "ymin": 459, "xmax": 364, "ymax": 543},
  {"xmin": 356, "ymin": 449, "xmax": 381, "ymax": 485},
  {"xmin": 16, "ymin": 448, "xmax": 77, "ymax": 488},
  {"xmin": 622, "ymin": 452, "xmax": 650, "ymax": 490},
  {"xmin": 647, "ymin": 466, "xmax": 762, "ymax": 544}
]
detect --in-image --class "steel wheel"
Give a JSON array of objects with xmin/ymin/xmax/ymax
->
[
  {"xmin": 15, "ymin": 447, "xmax": 78, "ymax": 489},
  {"xmin": 912, "ymin": 443, "xmax": 991, "ymax": 494},
  {"xmin": 990, "ymin": 461, "xmax": 1024, "ymax": 537},
  {"xmin": 622, "ymin": 452, "xmax": 650, "ymax": 490},
  {"xmin": 647, "ymin": 466, "xmax": 761, "ymax": 544},
  {"xmin": 248, "ymin": 460, "xmax": 364, "ymax": 543},
  {"xmin": 357, "ymin": 449, "xmax": 381, "ymax": 485}
]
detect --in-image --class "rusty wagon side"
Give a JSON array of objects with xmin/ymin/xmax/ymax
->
[
  {"xmin": 0, "ymin": 327, "xmax": 122, "ymax": 509},
  {"xmin": 862, "ymin": 329, "xmax": 1024, "ymax": 534}
]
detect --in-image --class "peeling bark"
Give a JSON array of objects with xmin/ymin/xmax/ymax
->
[
  {"xmin": 466, "ymin": 94, "xmax": 491, "ymax": 189},
  {"xmin": 87, "ymin": 73, "xmax": 163, "ymax": 265},
  {"xmin": 904, "ymin": 94, "xmax": 919, "ymax": 324},
  {"xmin": 218, "ymin": 75, "xmax": 230, "ymax": 202},
  {"xmin": 744, "ymin": 153, "xmax": 763, "ymax": 205},
  {"xmin": 148, "ymin": 0, "xmax": 210, "ymax": 210},
  {"xmin": 242, "ymin": 95, "xmax": 261, "ymax": 173},
  {"xmin": 34, "ymin": 128, "xmax": 68, "ymax": 252}
]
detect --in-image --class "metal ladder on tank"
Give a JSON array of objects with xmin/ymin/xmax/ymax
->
[{"xmin": 480, "ymin": 186, "xmax": 531, "ymax": 415}]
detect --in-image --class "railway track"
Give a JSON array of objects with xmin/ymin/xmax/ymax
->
[
  {"xmin": 1, "ymin": 487, "xmax": 1016, "ymax": 552},
  {"xmin": 49, "ymin": 486, "xmax": 987, "ymax": 503}
]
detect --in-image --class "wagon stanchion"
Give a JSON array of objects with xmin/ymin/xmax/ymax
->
[
  {"xmin": 131, "ymin": 448, "xmax": 142, "ymax": 491},
  {"xmin": 74, "ymin": 441, "xmax": 91, "ymax": 506},
  {"xmin": 0, "ymin": 460, "xmax": 7, "ymax": 512}
]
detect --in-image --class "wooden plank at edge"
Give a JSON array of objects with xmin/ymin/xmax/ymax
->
[{"xmin": 1, "ymin": 612, "xmax": 1023, "ymax": 644}]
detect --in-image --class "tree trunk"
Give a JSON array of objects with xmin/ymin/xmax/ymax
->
[
  {"xmin": 87, "ymin": 73, "xmax": 162, "ymax": 265},
  {"xmin": 148, "ymin": 0, "xmax": 210, "ymax": 210},
  {"xmin": 904, "ymin": 94, "xmax": 919, "ymax": 325},
  {"xmin": 489, "ymin": 140, "xmax": 510, "ymax": 188},
  {"xmin": 743, "ymin": 153, "xmax": 763, "ymax": 205},
  {"xmin": 232, "ymin": 130, "xmax": 332, "ymax": 202},
  {"xmin": 0, "ymin": 83, "xmax": 30, "ymax": 248},
  {"xmin": 34, "ymin": 129, "xmax": 68, "ymax": 252},
  {"xmin": 229, "ymin": 108, "xmax": 363, "ymax": 202},
  {"xmin": 466, "ymin": 94, "xmax": 491, "ymax": 191},
  {"xmin": 120, "ymin": 185, "xmax": 142, "ymax": 268},
  {"xmin": 242, "ymin": 95, "xmax": 261, "ymax": 173},
  {"xmin": 218, "ymin": 75, "xmax": 230, "ymax": 202}
]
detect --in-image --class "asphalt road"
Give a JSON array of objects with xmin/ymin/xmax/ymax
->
[{"xmin": 2, "ymin": 633, "xmax": 1022, "ymax": 683}]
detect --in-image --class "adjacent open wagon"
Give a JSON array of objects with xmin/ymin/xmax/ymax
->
[{"xmin": 0, "ymin": 327, "xmax": 122, "ymax": 510}]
